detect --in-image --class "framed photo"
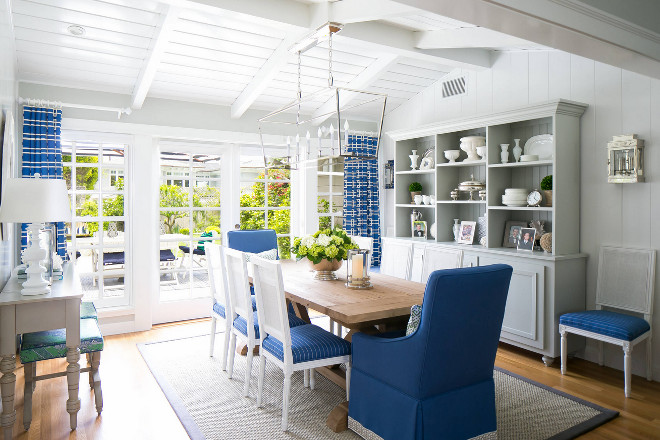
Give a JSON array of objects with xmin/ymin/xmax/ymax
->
[
  {"xmin": 457, "ymin": 221, "xmax": 476, "ymax": 244},
  {"xmin": 502, "ymin": 221, "xmax": 528, "ymax": 248},
  {"xmin": 412, "ymin": 220, "xmax": 427, "ymax": 239},
  {"xmin": 517, "ymin": 227, "xmax": 536, "ymax": 251}
]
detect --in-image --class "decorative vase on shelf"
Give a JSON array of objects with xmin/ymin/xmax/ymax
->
[
  {"xmin": 513, "ymin": 139, "xmax": 522, "ymax": 162},
  {"xmin": 452, "ymin": 219, "xmax": 460, "ymax": 242},
  {"xmin": 430, "ymin": 222, "xmax": 437, "ymax": 239},
  {"xmin": 309, "ymin": 258, "xmax": 343, "ymax": 281},
  {"xmin": 409, "ymin": 150, "xmax": 420, "ymax": 170},
  {"xmin": 500, "ymin": 144, "xmax": 509, "ymax": 164}
]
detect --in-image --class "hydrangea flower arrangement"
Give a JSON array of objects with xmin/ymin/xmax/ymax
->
[{"xmin": 291, "ymin": 227, "xmax": 358, "ymax": 264}]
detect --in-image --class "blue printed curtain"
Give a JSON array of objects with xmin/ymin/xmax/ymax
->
[
  {"xmin": 343, "ymin": 134, "xmax": 381, "ymax": 266},
  {"xmin": 21, "ymin": 105, "xmax": 67, "ymax": 259}
]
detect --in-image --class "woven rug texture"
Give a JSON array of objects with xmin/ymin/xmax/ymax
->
[{"xmin": 138, "ymin": 333, "xmax": 617, "ymax": 440}]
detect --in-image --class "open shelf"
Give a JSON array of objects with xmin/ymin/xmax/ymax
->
[
  {"xmin": 436, "ymin": 160, "xmax": 486, "ymax": 167},
  {"xmin": 395, "ymin": 169, "xmax": 435, "ymax": 175},
  {"xmin": 489, "ymin": 160, "xmax": 553, "ymax": 168},
  {"xmin": 488, "ymin": 206, "xmax": 553, "ymax": 211},
  {"xmin": 437, "ymin": 200, "xmax": 486, "ymax": 204},
  {"xmin": 396, "ymin": 203, "xmax": 435, "ymax": 208}
]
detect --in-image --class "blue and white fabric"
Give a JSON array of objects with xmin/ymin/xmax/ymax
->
[
  {"xmin": 21, "ymin": 105, "xmax": 67, "ymax": 259},
  {"xmin": 262, "ymin": 323, "xmax": 352, "ymax": 364},
  {"xmin": 560, "ymin": 310, "xmax": 650, "ymax": 341},
  {"xmin": 233, "ymin": 310, "xmax": 306, "ymax": 339},
  {"xmin": 212, "ymin": 302, "xmax": 226, "ymax": 319},
  {"xmin": 344, "ymin": 135, "xmax": 381, "ymax": 266}
]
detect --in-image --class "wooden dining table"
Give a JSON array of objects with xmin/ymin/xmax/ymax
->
[{"xmin": 279, "ymin": 260, "xmax": 426, "ymax": 432}]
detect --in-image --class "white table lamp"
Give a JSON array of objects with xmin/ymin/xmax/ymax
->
[{"xmin": 0, "ymin": 175, "xmax": 71, "ymax": 295}]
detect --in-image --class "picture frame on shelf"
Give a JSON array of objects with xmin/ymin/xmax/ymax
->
[
  {"xmin": 384, "ymin": 160, "xmax": 394, "ymax": 189},
  {"xmin": 502, "ymin": 220, "xmax": 528, "ymax": 248},
  {"xmin": 517, "ymin": 227, "xmax": 536, "ymax": 251},
  {"xmin": 412, "ymin": 220, "xmax": 427, "ymax": 239},
  {"xmin": 457, "ymin": 221, "xmax": 476, "ymax": 244}
]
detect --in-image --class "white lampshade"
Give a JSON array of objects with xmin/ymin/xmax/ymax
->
[{"xmin": 0, "ymin": 177, "xmax": 72, "ymax": 223}]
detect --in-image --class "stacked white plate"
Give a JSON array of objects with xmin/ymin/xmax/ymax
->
[{"xmin": 501, "ymin": 188, "xmax": 528, "ymax": 206}]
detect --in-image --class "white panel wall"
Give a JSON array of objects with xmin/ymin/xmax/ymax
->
[
  {"xmin": 382, "ymin": 50, "xmax": 660, "ymax": 380},
  {"xmin": 0, "ymin": 1, "xmax": 17, "ymax": 289}
]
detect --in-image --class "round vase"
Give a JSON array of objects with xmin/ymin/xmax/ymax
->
[
  {"xmin": 452, "ymin": 219, "xmax": 460, "ymax": 242},
  {"xmin": 513, "ymin": 139, "xmax": 522, "ymax": 162},
  {"xmin": 309, "ymin": 258, "xmax": 343, "ymax": 280}
]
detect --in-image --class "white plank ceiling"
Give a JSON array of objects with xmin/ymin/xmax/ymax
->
[{"xmin": 10, "ymin": 0, "xmax": 546, "ymax": 120}]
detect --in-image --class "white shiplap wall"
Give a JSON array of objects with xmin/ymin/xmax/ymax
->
[{"xmin": 382, "ymin": 50, "xmax": 660, "ymax": 380}]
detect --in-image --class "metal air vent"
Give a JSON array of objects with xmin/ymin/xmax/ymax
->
[{"xmin": 441, "ymin": 76, "xmax": 467, "ymax": 98}]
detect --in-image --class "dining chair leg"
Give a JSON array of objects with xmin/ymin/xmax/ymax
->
[
  {"xmin": 329, "ymin": 320, "xmax": 335, "ymax": 334},
  {"xmin": 91, "ymin": 352, "xmax": 103, "ymax": 414},
  {"xmin": 623, "ymin": 344, "xmax": 632, "ymax": 397},
  {"xmin": 282, "ymin": 373, "xmax": 291, "ymax": 431},
  {"xmin": 244, "ymin": 345, "xmax": 254, "ymax": 397},
  {"xmin": 309, "ymin": 368, "xmax": 315, "ymax": 390},
  {"xmin": 303, "ymin": 369, "xmax": 309, "ymax": 388},
  {"xmin": 227, "ymin": 332, "xmax": 237, "ymax": 379},
  {"xmin": 336, "ymin": 324, "xmax": 343, "ymax": 338},
  {"xmin": 597, "ymin": 341, "xmax": 604, "ymax": 366},
  {"xmin": 346, "ymin": 362, "xmax": 351, "ymax": 400},
  {"xmin": 257, "ymin": 355, "xmax": 266, "ymax": 407},
  {"xmin": 23, "ymin": 362, "xmax": 34, "ymax": 430},
  {"xmin": 560, "ymin": 329, "xmax": 567, "ymax": 375},
  {"xmin": 646, "ymin": 335, "xmax": 653, "ymax": 381},
  {"xmin": 221, "ymin": 320, "xmax": 231, "ymax": 372},
  {"xmin": 209, "ymin": 316, "xmax": 217, "ymax": 357}
]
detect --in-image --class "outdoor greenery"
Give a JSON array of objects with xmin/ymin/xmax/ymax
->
[
  {"xmin": 79, "ymin": 177, "xmax": 125, "ymax": 233},
  {"xmin": 290, "ymin": 227, "xmax": 357, "ymax": 264},
  {"xmin": 63, "ymin": 155, "xmax": 98, "ymax": 190},
  {"xmin": 318, "ymin": 197, "xmax": 331, "ymax": 229}
]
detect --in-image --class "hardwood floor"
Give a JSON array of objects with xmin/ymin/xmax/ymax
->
[{"xmin": 4, "ymin": 319, "xmax": 660, "ymax": 439}]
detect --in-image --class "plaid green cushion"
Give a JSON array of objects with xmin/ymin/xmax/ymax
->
[
  {"xmin": 20, "ymin": 319, "xmax": 104, "ymax": 364},
  {"xmin": 80, "ymin": 301, "xmax": 98, "ymax": 320}
]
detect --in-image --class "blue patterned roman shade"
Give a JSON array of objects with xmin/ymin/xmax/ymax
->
[
  {"xmin": 21, "ymin": 105, "xmax": 67, "ymax": 259},
  {"xmin": 343, "ymin": 134, "xmax": 381, "ymax": 266}
]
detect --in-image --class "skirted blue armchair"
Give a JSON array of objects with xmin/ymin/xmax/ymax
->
[{"xmin": 348, "ymin": 264, "xmax": 513, "ymax": 440}]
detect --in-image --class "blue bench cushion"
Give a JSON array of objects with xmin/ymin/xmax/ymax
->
[
  {"xmin": 212, "ymin": 302, "xmax": 226, "ymax": 319},
  {"xmin": 233, "ymin": 310, "xmax": 306, "ymax": 339},
  {"xmin": 103, "ymin": 250, "xmax": 175, "ymax": 266},
  {"xmin": 560, "ymin": 310, "xmax": 650, "ymax": 341},
  {"xmin": 179, "ymin": 245, "xmax": 205, "ymax": 256},
  {"xmin": 160, "ymin": 249, "xmax": 176, "ymax": 262},
  {"xmin": 262, "ymin": 323, "xmax": 351, "ymax": 364},
  {"xmin": 20, "ymin": 318, "xmax": 104, "ymax": 363},
  {"xmin": 80, "ymin": 301, "xmax": 98, "ymax": 320}
]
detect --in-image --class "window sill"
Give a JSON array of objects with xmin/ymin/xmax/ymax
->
[{"xmin": 97, "ymin": 306, "xmax": 135, "ymax": 319}]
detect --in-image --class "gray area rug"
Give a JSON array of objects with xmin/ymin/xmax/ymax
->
[{"xmin": 138, "ymin": 333, "xmax": 617, "ymax": 440}]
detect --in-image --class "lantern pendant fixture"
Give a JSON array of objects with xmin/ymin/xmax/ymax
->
[
  {"xmin": 258, "ymin": 22, "xmax": 387, "ymax": 170},
  {"xmin": 607, "ymin": 134, "xmax": 644, "ymax": 183}
]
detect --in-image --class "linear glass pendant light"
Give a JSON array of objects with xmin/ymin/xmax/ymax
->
[{"xmin": 258, "ymin": 22, "xmax": 387, "ymax": 170}]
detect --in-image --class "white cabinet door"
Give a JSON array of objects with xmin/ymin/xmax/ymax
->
[
  {"xmin": 410, "ymin": 244, "xmax": 426, "ymax": 282},
  {"xmin": 480, "ymin": 257, "xmax": 545, "ymax": 350},
  {"xmin": 380, "ymin": 239, "xmax": 413, "ymax": 280},
  {"xmin": 420, "ymin": 246, "xmax": 463, "ymax": 283}
]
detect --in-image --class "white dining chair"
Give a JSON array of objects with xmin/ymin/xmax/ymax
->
[
  {"xmin": 250, "ymin": 257, "xmax": 352, "ymax": 431},
  {"xmin": 205, "ymin": 243, "xmax": 231, "ymax": 370}
]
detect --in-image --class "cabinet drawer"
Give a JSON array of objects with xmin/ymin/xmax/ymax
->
[{"xmin": 480, "ymin": 257, "xmax": 545, "ymax": 349}]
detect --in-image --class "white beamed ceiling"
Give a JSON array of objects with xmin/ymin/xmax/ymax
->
[{"xmin": 11, "ymin": 0, "xmax": 546, "ymax": 119}]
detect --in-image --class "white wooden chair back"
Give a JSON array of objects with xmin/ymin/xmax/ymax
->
[
  {"xmin": 350, "ymin": 235, "xmax": 374, "ymax": 267},
  {"xmin": 205, "ymin": 243, "xmax": 229, "ymax": 309},
  {"xmin": 224, "ymin": 247, "xmax": 253, "ymax": 326},
  {"xmin": 380, "ymin": 240, "xmax": 412, "ymax": 279},
  {"xmin": 250, "ymin": 257, "xmax": 293, "ymax": 364},
  {"xmin": 596, "ymin": 246, "xmax": 655, "ymax": 318},
  {"xmin": 420, "ymin": 247, "xmax": 463, "ymax": 283}
]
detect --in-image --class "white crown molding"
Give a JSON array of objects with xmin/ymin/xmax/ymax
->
[{"xmin": 549, "ymin": 0, "xmax": 660, "ymax": 44}]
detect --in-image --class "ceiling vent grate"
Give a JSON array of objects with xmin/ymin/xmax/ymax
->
[{"xmin": 441, "ymin": 76, "xmax": 467, "ymax": 98}]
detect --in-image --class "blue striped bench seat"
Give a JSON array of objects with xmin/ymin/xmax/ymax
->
[
  {"xmin": 262, "ymin": 323, "xmax": 352, "ymax": 364},
  {"xmin": 233, "ymin": 311, "xmax": 306, "ymax": 339},
  {"xmin": 560, "ymin": 310, "xmax": 650, "ymax": 341},
  {"xmin": 20, "ymin": 318, "xmax": 104, "ymax": 363},
  {"xmin": 103, "ymin": 249, "xmax": 175, "ymax": 266}
]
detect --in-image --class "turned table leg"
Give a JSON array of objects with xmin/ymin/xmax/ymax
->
[
  {"xmin": 0, "ymin": 355, "xmax": 16, "ymax": 440},
  {"xmin": 66, "ymin": 347, "xmax": 81, "ymax": 430}
]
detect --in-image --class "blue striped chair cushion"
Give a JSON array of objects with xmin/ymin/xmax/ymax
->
[
  {"xmin": 233, "ymin": 311, "xmax": 306, "ymax": 339},
  {"xmin": 212, "ymin": 302, "xmax": 226, "ymax": 319},
  {"xmin": 20, "ymin": 318, "xmax": 104, "ymax": 363},
  {"xmin": 262, "ymin": 323, "xmax": 351, "ymax": 364},
  {"xmin": 560, "ymin": 310, "xmax": 650, "ymax": 341}
]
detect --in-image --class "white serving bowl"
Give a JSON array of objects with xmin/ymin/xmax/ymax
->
[
  {"xmin": 520, "ymin": 154, "xmax": 540, "ymax": 162},
  {"xmin": 444, "ymin": 149, "xmax": 460, "ymax": 163},
  {"xmin": 504, "ymin": 188, "xmax": 528, "ymax": 195}
]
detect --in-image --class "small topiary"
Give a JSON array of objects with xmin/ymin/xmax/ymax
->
[
  {"xmin": 541, "ymin": 175, "xmax": 552, "ymax": 191},
  {"xmin": 409, "ymin": 182, "xmax": 423, "ymax": 192}
]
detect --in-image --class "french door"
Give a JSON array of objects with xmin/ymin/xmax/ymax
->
[{"xmin": 152, "ymin": 145, "xmax": 227, "ymax": 324}]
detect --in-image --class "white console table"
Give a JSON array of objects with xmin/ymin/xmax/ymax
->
[{"xmin": 0, "ymin": 263, "xmax": 82, "ymax": 439}]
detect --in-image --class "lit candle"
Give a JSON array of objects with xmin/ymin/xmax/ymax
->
[
  {"xmin": 351, "ymin": 253, "xmax": 364, "ymax": 282},
  {"xmin": 295, "ymin": 133, "xmax": 300, "ymax": 162},
  {"xmin": 329, "ymin": 124, "xmax": 335, "ymax": 155},
  {"xmin": 318, "ymin": 127, "xmax": 323, "ymax": 157},
  {"xmin": 286, "ymin": 136, "xmax": 291, "ymax": 161},
  {"xmin": 306, "ymin": 130, "xmax": 311, "ymax": 159}
]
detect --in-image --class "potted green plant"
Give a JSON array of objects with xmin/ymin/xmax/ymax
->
[
  {"xmin": 291, "ymin": 227, "xmax": 358, "ymax": 280},
  {"xmin": 409, "ymin": 181, "xmax": 422, "ymax": 203},
  {"xmin": 540, "ymin": 175, "xmax": 552, "ymax": 207}
]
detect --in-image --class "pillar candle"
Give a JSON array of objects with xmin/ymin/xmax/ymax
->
[{"xmin": 351, "ymin": 254, "xmax": 364, "ymax": 281}]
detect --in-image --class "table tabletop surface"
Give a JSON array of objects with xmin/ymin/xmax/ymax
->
[
  {"xmin": 0, "ymin": 263, "xmax": 82, "ymax": 306},
  {"xmin": 281, "ymin": 260, "xmax": 425, "ymax": 327}
]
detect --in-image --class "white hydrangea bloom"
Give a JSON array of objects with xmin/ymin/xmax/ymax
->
[
  {"xmin": 301, "ymin": 235, "xmax": 316, "ymax": 248},
  {"xmin": 316, "ymin": 234, "xmax": 332, "ymax": 247}
]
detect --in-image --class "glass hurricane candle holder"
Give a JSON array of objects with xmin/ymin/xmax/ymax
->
[{"xmin": 346, "ymin": 249, "xmax": 373, "ymax": 289}]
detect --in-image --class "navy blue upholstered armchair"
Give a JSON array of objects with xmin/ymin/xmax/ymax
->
[
  {"xmin": 348, "ymin": 264, "xmax": 513, "ymax": 440},
  {"xmin": 227, "ymin": 229, "xmax": 279, "ymax": 258}
]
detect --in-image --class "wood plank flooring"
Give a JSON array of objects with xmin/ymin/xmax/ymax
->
[{"xmin": 4, "ymin": 319, "xmax": 660, "ymax": 439}]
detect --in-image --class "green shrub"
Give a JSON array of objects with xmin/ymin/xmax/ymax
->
[
  {"xmin": 179, "ymin": 228, "xmax": 190, "ymax": 235},
  {"xmin": 541, "ymin": 175, "xmax": 552, "ymax": 191},
  {"xmin": 409, "ymin": 182, "xmax": 422, "ymax": 192},
  {"xmin": 205, "ymin": 226, "xmax": 221, "ymax": 234}
]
